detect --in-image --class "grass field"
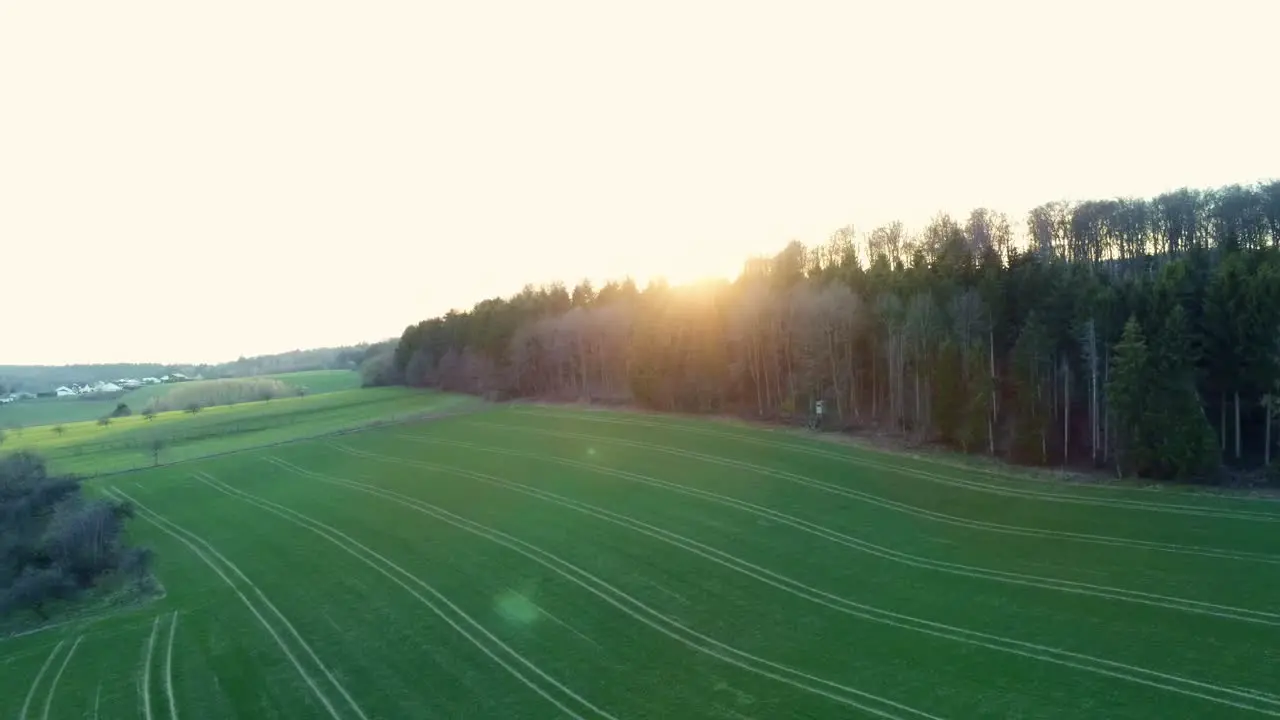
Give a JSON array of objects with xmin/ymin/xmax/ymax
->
[
  {"xmin": 0, "ymin": 371, "xmax": 360, "ymax": 430},
  {"xmin": 263, "ymin": 370, "xmax": 363, "ymax": 395},
  {"xmin": 1, "ymin": 386, "xmax": 472, "ymax": 475},
  {"xmin": 2, "ymin": 404, "xmax": 1279, "ymax": 718}
]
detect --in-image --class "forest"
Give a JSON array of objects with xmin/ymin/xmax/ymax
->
[{"xmin": 386, "ymin": 181, "xmax": 1280, "ymax": 483}]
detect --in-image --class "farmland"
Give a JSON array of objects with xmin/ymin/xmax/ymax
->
[
  {"xmin": 0, "ymin": 371, "xmax": 360, "ymax": 430},
  {"xmin": 1, "ymin": 386, "xmax": 471, "ymax": 475},
  {"xmin": 2, "ymin": 402, "xmax": 1278, "ymax": 718}
]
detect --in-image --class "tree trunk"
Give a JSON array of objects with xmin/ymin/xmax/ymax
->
[
  {"xmin": 1103, "ymin": 346, "xmax": 1110, "ymax": 462},
  {"xmin": 1221, "ymin": 393, "xmax": 1227, "ymax": 451},
  {"xmin": 828, "ymin": 331, "xmax": 843, "ymax": 421},
  {"xmin": 914, "ymin": 368, "xmax": 921, "ymax": 435},
  {"xmin": 1063, "ymin": 358, "xmax": 1070, "ymax": 466},
  {"xmin": 1266, "ymin": 394, "xmax": 1273, "ymax": 466},
  {"xmin": 988, "ymin": 328, "xmax": 996, "ymax": 455},
  {"xmin": 871, "ymin": 351, "xmax": 878, "ymax": 423},
  {"xmin": 847, "ymin": 338, "xmax": 858, "ymax": 421},
  {"xmin": 1090, "ymin": 323, "xmax": 1099, "ymax": 464},
  {"xmin": 1235, "ymin": 390, "xmax": 1242, "ymax": 460}
]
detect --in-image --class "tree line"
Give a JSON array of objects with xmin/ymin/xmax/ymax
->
[{"xmin": 384, "ymin": 181, "xmax": 1280, "ymax": 483}]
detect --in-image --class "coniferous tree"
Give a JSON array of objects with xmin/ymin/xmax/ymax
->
[
  {"xmin": 1108, "ymin": 316, "xmax": 1152, "ymax": 477},
  {"xmin": 1149, "ymin": 306, "xmax": 1219, "ymax": 481}
]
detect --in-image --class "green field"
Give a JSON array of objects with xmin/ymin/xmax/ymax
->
[
  {"xmin": 0, "ymin": 371, "xmax": 360, "ymax": 430},
  {"xmin": 3, "ymin": 404, "xmax": 1279, "ymax": 718},
  {"xmin": 263, "ymin": 370, "xmax": 363, "ymax": 395},
  {"xmin": 1, "ymin": 386, "xmax": 471, "ymax": 475}
]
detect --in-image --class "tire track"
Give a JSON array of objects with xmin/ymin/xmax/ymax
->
[
  {"xmin": 460, "ymin": 421, "xmax": 1280, "ymax": 564},
  {"xmin": 191, "ymin": 471, "xmax": 619, "ymax": 720},
  {"xmin": 103, "ymin": 487, "xmax": 361, "ymax": 720},
  {"xmin": 323, "ymin": 443, "xmax": 1280, "ymax": 717},
  {"xmin": 39, "ymin": 635, "xmax": 81, "ymax": 720},
  {"xmin": 403, "ymin": 435, "xmax": 1280, "ymax": 626},
  {"xmin": 165, "ymin": 612, "xmax": 180, "ymax": 720},
  {"xmin": 507, "ymin": 410, "xmax": 1280, "ymax": 520},
  {"xmin": 18, "ymin": 639, "xmax": 65, "ymax": 720},
  {"xmin": 141, "ymin": 616, "xmax": 161, "ymax": 720},
  {"xmin": 261, "ymin": 457, "xmax": 943, "ymax": 720}
]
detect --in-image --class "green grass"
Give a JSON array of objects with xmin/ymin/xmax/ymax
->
[
  {"xmin": 263, "ymin": 370, "xmax": 362, "ymax": 394},
  {"xmin": 0, "ymin": 372, "xmax": 359, "ymax": 431},
  {"xmin": 3, "ymin": 406, "xmax": 1278, "ymax": 718},
  {"xmin": 2, "ymin": 387, "xmax": 474, "ymax": 475}
]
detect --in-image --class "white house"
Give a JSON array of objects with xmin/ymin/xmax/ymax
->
[
  {"xmin": 99, "ymin": 382, "xmax": 123, "ymax": 393},
  {"xmin": 142, "ymin": 377, "xmax": 161, "ymax": 385},
  {"xmin": 56, "ymin": 386, "xmax": 77, "ymax": 397}
]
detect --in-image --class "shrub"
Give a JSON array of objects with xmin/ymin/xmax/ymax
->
[
  {"xmin": 0, "ymin": 453, "xmax": 150, "ymax": 619},
  {"xmin": 111, "ymin": 402, "xmax": 132, "ymax": 418},
  {"xmin": 146, "ymin": 378, "xmax": 295, "ymax": 413},
  {"xmin": 360, "ymin": 349, "xmax": 401, "ymax": 387}
]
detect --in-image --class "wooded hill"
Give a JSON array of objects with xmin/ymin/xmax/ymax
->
[{"xmin": 388, "ymin": 181, "xmax": 1280, "ymax": 483}]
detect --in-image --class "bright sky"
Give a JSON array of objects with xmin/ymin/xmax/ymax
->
[{"xmin": 2, "ymin": 1, "xmax": 1276, "ymax": 365}]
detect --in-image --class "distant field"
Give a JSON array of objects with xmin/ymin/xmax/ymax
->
[
  {"xmin": 2, "ymin": 405, "xmax": 1277, "ymax": 719},
  {"xmin": 0, "ymin": 371, "xmax": 360, "ymax": 430},
  {"xmin": 264, "ymin": 369, "xmax": 362, "ymax": 394},
  {"xmin": 2, "ymin": 386, "xmax": 471, "ymax": 475}
]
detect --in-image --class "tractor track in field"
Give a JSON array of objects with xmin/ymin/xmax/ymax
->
[
  {"xmin": 164, "ymin": 612, "xmax": 180, "ymax": 720},
  {"xmin": 467, "ymin": 419, "xmax": 1280, "ymax": 565},
  {"xmin": 320, "ymin": 443, "xmax": 1280, "ymax": 717},
  {"xmin": 191, "ymin": 471, "xmax": 623, "ymax": 720},
  {"xmin": 260, "ymin": 456, "xmax": 943, "ymax": 720},
  {"xmin": 140, "ymin": 617, "xmax": 160, "ymax": 720},
  {"xmin": 398, "ymin": 435, "xmax": 1280, "ymax": 627},
  {"xmin": 103, "ymin": 487, "xmax": 366, "ymax": 720},
  {"xmin": 18, "ymin": 640, "xmax": 65, "ymax": 720},
  {"xmin": 40, "ymin": 634, "xmax": 82, "ymax": 720}
]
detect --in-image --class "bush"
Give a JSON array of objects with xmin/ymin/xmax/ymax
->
[
  {"xmin": 361, "ymin": 349, "xmax": 402, "ymax": 387},
  {"xmin": 111, "ymin": 402, "xmax": 132, "ymax": 418},
  {"xmin": 146, "ymin": 378, "xmax": 295, "ymax": 413},
  {"xmin": 96, "ymin": 416, "xmax": 112, "ymax": 427},
  {"xmin": 0, "ymin": 452, "xmax": 150, "ymax": 620}
]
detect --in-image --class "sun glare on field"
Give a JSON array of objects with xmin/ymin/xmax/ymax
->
[{"xmin": 493, "ymin": 588, "xmax": 541, "ymax": 627}]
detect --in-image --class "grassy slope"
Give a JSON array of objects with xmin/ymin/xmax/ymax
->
[
  {"xmin": 3, "ymin": 405, "xmax": 1277, "ymax": 719},
  {"xmin": 3, "ymin": 386, "xmax": 472, "ymax": 475},
  {"xmin": 263, "ymin": 370, "xmax": 362, "ymax": 394},
  {"xmin": 0, "ymin": 371, "xmax": 360, "ymax": 430}
]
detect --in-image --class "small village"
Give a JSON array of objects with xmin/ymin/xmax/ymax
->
[{"xmin": 0, "ymin": 373, "xmax": 194, "ymax": 404}]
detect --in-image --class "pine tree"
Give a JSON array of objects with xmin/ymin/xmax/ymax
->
[
  {"xmin": 1108, "ymin": 315, "xmax": 1152, "ymax": 476},
  {"xmin": 1150, "ymin": 305, "xmax": 1219, "ymax": 481},
  {"xmin": 1011, "ymin": 312, "xmax": 1052, "ymax": 463}
]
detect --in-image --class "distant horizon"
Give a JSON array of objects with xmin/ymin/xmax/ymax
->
[
  {"xmin": 4, "ymin": 1, "xmax": 1276, "ymax": 365},
  {"xmin": 8, "ymin": 174, "xmax": 1280, "ymax": 367}
]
